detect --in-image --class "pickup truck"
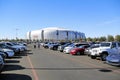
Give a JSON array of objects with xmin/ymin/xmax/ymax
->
[{"xmin": 90, "ymin": 42, "xmax": 120, "ymax": 61}]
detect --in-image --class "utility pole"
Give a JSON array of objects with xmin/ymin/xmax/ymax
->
[{"xmin": 16, "ymin": 28, "xmax": 19, "ymax": 40}]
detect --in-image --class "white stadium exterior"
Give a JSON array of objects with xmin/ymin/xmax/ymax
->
[{"xmin": 27, "ymin": 27, "xmax": 86, "ymax": 41}]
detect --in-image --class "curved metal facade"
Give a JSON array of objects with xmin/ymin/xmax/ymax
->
[{"xmin": 27, "ymin": 27, "xmax": 86, "ymax": 41}]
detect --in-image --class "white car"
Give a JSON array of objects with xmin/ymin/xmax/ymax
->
[
  {"xmin": 0, "ymin": 48, "xmax": 14, "ymax": 57},
  {"xmin": 90, "ymin": 42, "xmax": 120, "ymax": 61},
  {"xmin": 85, "ymin": 44, "xmax": 100, "ymax": 56},
  {"xmin": 63, "ymin": 43, "xmax": 89, "ymax": 54},
  {"xmin": 63, "ymin": 44, "xmax": 76, "ymax": 54}
]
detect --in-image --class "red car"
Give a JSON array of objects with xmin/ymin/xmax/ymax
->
[{"xmin": 70, "ymin": 45, "xmax": 89, "ymax": 55}]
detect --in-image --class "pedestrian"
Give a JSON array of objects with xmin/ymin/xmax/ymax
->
[
  {"xmin": 34, "ymin": 43, "xmax": 36, "ymax": 48},
  {"xmin": 38, "ymin": 42, "xmax": 40, "ymax": 48}
]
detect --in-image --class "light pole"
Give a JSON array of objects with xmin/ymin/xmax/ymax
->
[{"xmin": 16, "ymin": 28, "xmax": 19, "ymax": 40}]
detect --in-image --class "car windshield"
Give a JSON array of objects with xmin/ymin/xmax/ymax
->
[
  {"xmin": 6, "ymin": 43, "xmax": 14, "ymax": 46},
  {"xmin": 100, "ymin": 43, "xmax": 110, "ymax": 47},
  {"xmin": 90, "ymin": 44, "xmax": 100, "ymax": 48},
  {"xmin": 78, "ymin": 46, "xmax": 84, "ymax": 48},
  {"xmin": 68, "ymin": 44, "xmax": 74, "ymax": 47},
  {"xmin": 64, "ymin": 43, "xmax": 70, "ymax": 46}
]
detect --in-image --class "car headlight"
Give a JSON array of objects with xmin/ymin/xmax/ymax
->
[{"xmin": 71, "ymin": 49, "xmax": 76, "ymax": 52}]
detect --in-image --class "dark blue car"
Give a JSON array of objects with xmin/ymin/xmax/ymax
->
[{"xmin": 106, "ymin": 54, "xmax": 120, "ymax": 66}]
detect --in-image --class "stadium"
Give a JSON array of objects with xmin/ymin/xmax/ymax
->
[{"xmin": 27, "ymin": 27, "xmax": 86, "ymax": 41}]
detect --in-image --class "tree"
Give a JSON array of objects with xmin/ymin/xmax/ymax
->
[
  {"xmin": 107, "ymin": 35, "xmax": 114, "ymax": 41},
  {"xmin": 115, "ymin": 35, "xmax": 120, "ymax": 42},
  {"xmin": 99, "ymin": 36, "xmax": 106, "ymax": 42},
  {"xmin": 86, "ymin": 37, "xmax": 93, "ymax": 42},
  {"xmin": 93, "ymin": 37, "xmax": 99, "ymax": 42}
]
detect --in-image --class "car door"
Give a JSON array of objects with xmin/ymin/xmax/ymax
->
[
  {"xmin": 111, "ymin": 42, "xmax": 119, "ymax": 54},
  {"xmin": 117, "ymin": 42, "xmax": 120, "ymax": 54}
]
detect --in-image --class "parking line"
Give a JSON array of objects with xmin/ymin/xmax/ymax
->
[{"xmin": 27, "ymin": 55, "xmax": 39, "ymax": 80}]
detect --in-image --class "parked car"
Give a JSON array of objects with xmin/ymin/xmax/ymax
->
[
  {"xmin": 0, "ymin": 55, "xmax": 4, "ymax": 73},
  {"xmin": 70, "ymin": 45, "xmax": 89, "ymax": 55},
  {"xmin": 49, "ymin": 43, "xmax": 58, "ymax": 50},
  {"xmin": 49, "ymin": 42, "xmax": 66, "ymax": 50},
  {"xmin": 17, "ymin": 42, "xmax": 27, "ymax": 46},
  {"xmin": 0, "ymin": 42, "xmax": 26, "ymax": 53},
  {"xmin": 63, "ymin": 43, "xmax": 89, "ymax": 54},
  {"xmin": 63, "ymin": 43, "xmax": 75, "ymax": 54},
  {"xmin": 0, "ymin": 42, "xmax": 20, "ymax": 53},
  {"xmin": 106, "ymin": 53, "xmax": 120, "ymax": 66},
  {"xmin": 11, "ymin": 42, "xmax": 27, "ymax": 51},
  {"xmin": 90, "ymin": 42, "xmax": 120, "ymax": 61},
  {"xmin": 0, "ymin": 48, "xmax": 14, "ymax": 57},
  {"xmin": 43, "ymin": 42, "xmax": 52, "ymax": 48},
  {"xmin": 58, "ymin": 43, "xmax": 72, "ymax": 52},
  {"xmin": 84, "ymin": 44, "xmax": 100, "ymax": 56},
  {"xmin": 0, "ymin": 51, "xmax": 6, "ymax": 61}
]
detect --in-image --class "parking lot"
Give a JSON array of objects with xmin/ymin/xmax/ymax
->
[{"xmin": 0, "ymin": 44, "xmax": 120, "ymax": 80}]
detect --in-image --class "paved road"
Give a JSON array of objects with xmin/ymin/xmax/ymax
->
[{"xmin": 0, "ymin": 44, "xmax": 120, "ymax": 80}]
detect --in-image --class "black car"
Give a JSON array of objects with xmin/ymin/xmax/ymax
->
[{"xmin": 49, "ymin": 42, "xmax": 66, "ymax": 50}]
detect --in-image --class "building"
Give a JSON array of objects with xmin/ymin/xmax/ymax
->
[{"xmin": 27, "ymin": 27, "xmax": 86, "ymax": 41}]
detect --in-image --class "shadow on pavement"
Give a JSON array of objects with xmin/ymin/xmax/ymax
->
[
  {"xmin": 0, "ymin": 73, "xmax": 32, "ymax": 80},
  {"xmin": 71, "ymin": 54, "xmax": 87, "ymax": 56},
  {"xmin": 2, "ymin": 64, "xmax": 25, "ymax": 71},
  {"xmin": 25, "ymin": 67, "xmax": 119, "ymax": 73},
  {"xmin": 5, "ymin": 60, "xmax": 20, "ymax": 63},
  {"xmin": 15, "ymin": 52, "xmax": 33, "ymax": 56},
  {"xmin": 15, "ymin": 52, "xmax": 27, "ymax": 56},
  {"xmin": 26, "ymin": 49, "xmax": 32, "ymax": 53},
  {"xmin": 26, "ymin": 52, "xmax": 33, "ymax": 55},
  {"xmin": 99, "ymin": 69, "xmax": 112, "ymax": 72},
  {"xmin": 25, "ymin": 67, "xmax": 113, "ymax": 71},
  {"xmin": 10, "ymin": 56, "xmax": 22, "ymax": 59}
]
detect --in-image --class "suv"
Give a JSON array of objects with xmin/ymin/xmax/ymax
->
[{"xmin": 90, "ymin": 42, "xmax": 120, "ymax": 61}]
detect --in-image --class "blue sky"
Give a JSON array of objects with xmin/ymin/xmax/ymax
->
[{"xmin": 0, "ymin": 0, "xmax": 120, "ymax": 39}]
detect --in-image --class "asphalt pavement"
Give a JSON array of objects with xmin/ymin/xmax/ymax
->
[{"xmin": 0, "ymin": 44, "xmax": 120, "ymax": 80}]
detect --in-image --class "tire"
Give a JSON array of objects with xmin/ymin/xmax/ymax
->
[
  {"xmin": 76, "ymin": 52, "xmax": 80, "ymax": 55},
  {"xmin": 53, "ymin": 47, "xmax": 57, "ymax": 50},
  {"xmin": 101, "ymin": 53, "xmax": 108, "ymax": 61},
  {"xmin": 45, "ymin": 46, "xmax": 48, "ymax": 48},
  {"xmin": 81, "ymin": 51, "xmax": 84, "ymax": 55},
  {"xmin": 60, "ymin": 50, "xmax": 63, "ymax": 52},
  {"xmin": 91, "ymin": 56, "xmax": 96, "ymax": 59}
]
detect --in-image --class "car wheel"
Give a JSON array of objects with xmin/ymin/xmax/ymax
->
[
  {"xmin": 91, "ymin": 56, "xmax": 96, "ymax": 59},
  {"xmin": 81, "ymin": 51, "xmax": 84, "ymax": 55},
  {"xmin": 76, "ymin": 52, "xmax": 80, "ymax": 55},
  {"xmin": 60, "ymin": 50, "xmax": 63, "ymax": 52},
  {"xmin": 53, "ymin": 47, "xmax": 57, "ymax": 50},
  {"xmin": 101, "ymin": 53, "xmax": 108, "ymax": 61}
]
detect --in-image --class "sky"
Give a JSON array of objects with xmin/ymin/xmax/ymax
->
[{"xmin": 0, "ymin": 0, "xmax": 120, "ymax": 39}]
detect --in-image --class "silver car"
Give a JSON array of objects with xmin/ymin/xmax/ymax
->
[
  {"xmin": 0, "ymin": 48, "xmax": 14, "ymax": 57},
  {"xmin": 106, "ymin": 54, "xmax": 120, "ymax": 66}
]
